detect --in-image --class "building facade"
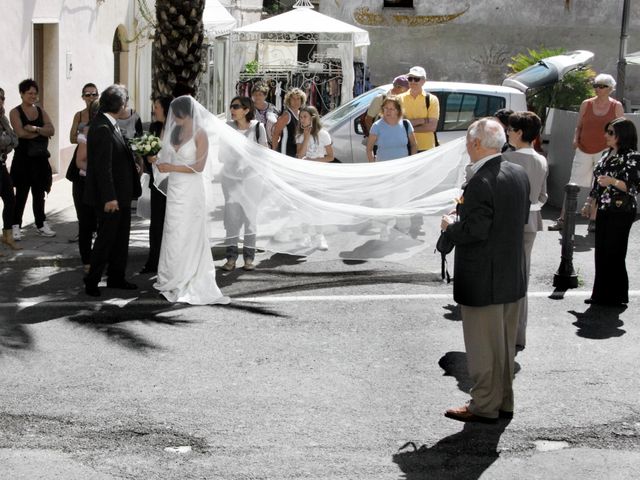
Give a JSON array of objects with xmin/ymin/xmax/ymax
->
[
  {"xmin": 319, "ymin": 0, "xmax": 640, "ymax": 106},
  {"xmin": 1, "ymin": 0, "xmax": 152, "ymax": 174}
]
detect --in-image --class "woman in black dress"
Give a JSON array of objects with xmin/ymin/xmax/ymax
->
[
  {"xmin": 140, "ymin": 94, "xmax": 173, "ymax": 274},
  {"xmin": 582, "ymin": 118, "xmax": 639, "ymax": 306}
]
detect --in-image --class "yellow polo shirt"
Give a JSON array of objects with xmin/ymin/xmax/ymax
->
[{"xmin": 399, "ymin": 91, "xmax": 440, "ymax": 151}]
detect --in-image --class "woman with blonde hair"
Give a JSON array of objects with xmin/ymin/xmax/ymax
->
[{"xmin": 272, "ymin": 87, "xmax": 306, "ymax": 157}]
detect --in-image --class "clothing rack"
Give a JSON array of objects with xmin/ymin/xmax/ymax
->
[{"xmin": 236, "ymin": 64, "xmax": 343, "ymax": 115}]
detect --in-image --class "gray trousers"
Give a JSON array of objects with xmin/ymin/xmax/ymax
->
[
  {"xmin": 461, "ymin": 301, "xmax": 519, "ymax": 418},
  {"xmin": 516, "ymin": 231, "xmax": 536, "ymax": 347}
]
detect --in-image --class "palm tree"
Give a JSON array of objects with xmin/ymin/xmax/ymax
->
[{"xmin": 152, "ymin": 0, "xmax": 205, "ymax": 97}]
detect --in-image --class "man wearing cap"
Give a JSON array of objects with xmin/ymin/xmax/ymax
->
[
  {"xmin": 362, "ymin": 75, "xmax": 410, "ymax": 135},
  {"xmin": 399, "ymin": 66, "xmax": 440, "ymax": 152}
]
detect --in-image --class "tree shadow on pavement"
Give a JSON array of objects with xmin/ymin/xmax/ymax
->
[
  {"xmin": 569, "ymin": 305, "xmax": 627, "ymax": 339},
  {"xmin": 392, "ymin": 419, "xmax": 511, "ymax": 480},
  {"xmin": 3, "ymin": 262, "xmax": 286, "ymax": 354},
  {"xmin": 438, "ymin": 351, "xmax": 521, "ymax": 395}
]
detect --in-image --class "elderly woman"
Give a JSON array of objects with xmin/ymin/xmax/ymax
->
[
  {"xmin": 503, "ymin": 111, "xmax": 548, "ymax": 349},
  {"xmin": 271, "ymin": 87, "xmax": 306, "ymax": 157},
  {"xmin": 581, "ymin": 118, "xmax": 639, "ymax": 306},
  {"xmin": 549, "ymin": 73, "xmax": 624, "ymax": 232},
  {"xmin": 9, "ymin": 78, "xmax": 56, "ymax": 239},
  {"xmin": 0, "ymin": 87, "xmax": 20, "ymax": 251},
  {"xmin": 366, "ymin": 96, "xmax": 417, "ymax": 162}
]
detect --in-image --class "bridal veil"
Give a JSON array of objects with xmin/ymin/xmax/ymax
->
[{"xmin": 154, "ymin": 96, "xmax": 469, "ymax": 262}]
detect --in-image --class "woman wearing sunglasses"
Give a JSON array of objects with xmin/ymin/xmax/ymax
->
[
  {"xmin": 66, "ymin": 83, "xmax": 99, "ymax": 248},
  {"xmin": 581, "ymin": 118, "xmax": 639, "ymax": 307},
  {"xmin": 549, "ymin": 74, "xmax": 624, "ymax": 232},
  {"xmin": 221, "ymin": 96, "xmax": 268, "ymax": 272}
]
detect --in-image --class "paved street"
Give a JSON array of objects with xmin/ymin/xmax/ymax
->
[{"xmin": 1, "ymin": 179, "xmax": 639, "ymax": 479}]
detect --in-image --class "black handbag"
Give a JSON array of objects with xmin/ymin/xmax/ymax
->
[
  {"xmin": 26, "ymin": 135, "xmax": 50, "ymax": 158},
  {"xmin": 435, "ymin": 230, "xmax": 455, "ymax": 283}
]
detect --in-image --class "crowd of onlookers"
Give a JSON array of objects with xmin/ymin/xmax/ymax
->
[{"xmin": 0, "ymin": 69, "xmax": 637, "ymax": 309}]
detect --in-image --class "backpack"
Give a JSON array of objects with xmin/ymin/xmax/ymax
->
[
  {"xmin": 402, "ymin": 119, "xmax": 411, "ymax": 155},
  {"xmin": 424, "ymin": 93, "xmax": 440, "ymax": 147}
]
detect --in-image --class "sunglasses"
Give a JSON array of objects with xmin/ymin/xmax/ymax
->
[
  {"xmin": 83, "ymin": 92, "xmax": 99, "ymax": 97},
  {"xmin": 605, "ymin": 129, "xmax": 615, "ymax": 135},
  {"xmin": 407, "ymin": 77, "xmax": 422, "ymax": 82},
  {"xmin": 593, "ymin": 84, "xmax": 609, "ymax": 89},
  {"xmin": 229, "ymin": 104, "xmax": 244, "ymax": 110}
]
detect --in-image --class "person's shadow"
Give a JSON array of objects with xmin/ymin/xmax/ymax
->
[
  {"xmin": 569, "ymin": 305, "xmax": 627, "ymax": 339},
  {"xmin": 391, "ymin": 351, "xmax": 518, "ymax": 478},
  {"xmin": 393, "ymin": 420, "xmax": 510, "ymax": 480}
]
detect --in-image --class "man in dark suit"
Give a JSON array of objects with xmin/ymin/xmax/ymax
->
[
  {"xmin": 83, "ymin": 85, "xmax": 142, "ymax": 297},
  {"xmin": 440, "ymin": 118, "xmax": 530, "ymax": 423}
]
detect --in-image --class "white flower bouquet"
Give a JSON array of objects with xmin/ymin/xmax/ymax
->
[{"xmin": 130, "ymin": 133, "xmax": 162, "ymax": 156}]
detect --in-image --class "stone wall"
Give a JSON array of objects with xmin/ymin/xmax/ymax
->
[{"xmin": 320, "ymin": 0, "xmax": 640, "ymax": 106}]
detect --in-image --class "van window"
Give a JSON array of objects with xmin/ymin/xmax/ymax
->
[
  {"xmin": 322, "ymin": 87, "xmax": 385, "ymax": 130},
  {"xmin": 437, "ymin": 92, "xmax": 506, "ymax": 132}
]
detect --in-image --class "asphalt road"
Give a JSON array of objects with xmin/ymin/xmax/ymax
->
[{"xmin": 0, "ymin": 201, "xmax": 639, "ymax": 479}]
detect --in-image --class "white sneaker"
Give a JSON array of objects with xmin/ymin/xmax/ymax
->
[
  {"xmin": 315, "ymin": 234, "xmax": 328, "ymax": 251},
  {"xmin": 12, "ymin": 225, "xmax": 22, "ymax": 241},
  {"xmin": 37, "ymin": 221, "xmax": 56, "ymax": 237}
]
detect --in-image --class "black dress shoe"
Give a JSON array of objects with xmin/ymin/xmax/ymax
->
[
  {"xmin": 106, "ymin": 280, "xmax": 138, "ymax": 290},
  {"xmin": 139, "ymin": 265, "xmax": 157, "ymax": 274}
]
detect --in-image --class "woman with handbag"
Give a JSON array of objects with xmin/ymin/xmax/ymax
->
[
  {"xmin": 582, "ymin": 118, "xmax": 640, "ymax": 306},
  {"xmin": 9, "ymin": 78, "xmax": 56, "ymax": 239},
  {"xmin": 0, "ymin": 87, "xmax": 20, "ymax": 252}
]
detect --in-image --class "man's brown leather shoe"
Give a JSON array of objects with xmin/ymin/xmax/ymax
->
[{"xmin": 444, "ymin": 405, "xmax": 497, "ymax": 424}]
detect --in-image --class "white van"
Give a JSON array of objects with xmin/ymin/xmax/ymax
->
[{"xmin": 322, "ymin": 81, "xmax": 527, "ymax": 163}]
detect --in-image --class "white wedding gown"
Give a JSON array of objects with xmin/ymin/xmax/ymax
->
[{"xmin": 154, "ymin": 139, "xmax": 230, "ymax": 305}]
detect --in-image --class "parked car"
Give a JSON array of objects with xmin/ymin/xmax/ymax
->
[
  {"xmin": 322, "ymin": 81, "xmax": 527, "ymax": 163},
  {"xmin": 502, "ymin": 50, "xmax": 594, "ymax": 92}
]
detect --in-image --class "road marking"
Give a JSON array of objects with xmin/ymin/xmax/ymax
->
[
  {"xmin": 236, "ymin": 290, "xmax": 640, "ymax": 303},
  {"xmin": 3, "ymin": 290, "xmax": 639, "ymax": 308}
]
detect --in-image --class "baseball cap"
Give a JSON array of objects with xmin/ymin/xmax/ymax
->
[
  {"xmin": 407, "ymin": 66, "xmax": 427, "ymax": 79},
  {"xmin": 392, "ymin": 75, "xmax": 409, "ymax": 88}
]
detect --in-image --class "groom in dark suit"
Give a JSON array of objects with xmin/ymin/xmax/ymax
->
[
  {"xmin": 440, "ymin": 118, "xmax": 530, "ymax": 423},
  {"xmin": 83, "ymin": 85, "xmax": 142, "ymax": 297}
]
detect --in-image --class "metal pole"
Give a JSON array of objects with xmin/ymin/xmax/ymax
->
[
  {"xmin": 553, "ymin": 183, "xmax": 580, "ymax": 289},
  {"xmin": 616, "ymin": 0, "xmax": 631, "ymax": 108}
]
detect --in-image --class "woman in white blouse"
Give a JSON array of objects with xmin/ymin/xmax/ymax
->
[{"xmin": 503, "ymin": 111, "xmax": 548, "ymax": 350}]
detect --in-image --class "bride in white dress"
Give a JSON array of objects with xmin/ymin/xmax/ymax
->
[{"xmin": 153, "ymin": 96, "xmax": 230, "ymax": 305}]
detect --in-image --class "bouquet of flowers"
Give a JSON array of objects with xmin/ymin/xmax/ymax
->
[{"xmin": 130, "ymin": 133, "xmax": 162, "ymax": 156}]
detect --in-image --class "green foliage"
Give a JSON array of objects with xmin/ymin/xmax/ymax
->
[
  {"xmin": 244, "ymin": 60, "xmax": 259, "ymax": 74},
  {"xmin": 508, "ymin": 47, "xmax": 595, "ymax": 120}
]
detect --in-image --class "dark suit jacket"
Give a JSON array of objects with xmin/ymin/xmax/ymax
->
[
  {"xmin": 84, "ymin": 113, "xmax": 142, "ymax": 207},
  {"xmin": 444, "ymin": 155, "xmax": 530, "ymax": 307}
]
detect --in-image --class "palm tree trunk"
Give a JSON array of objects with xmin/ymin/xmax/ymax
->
[{"xmin": 152, "ymin": 0, "xmax": 205, "ymax": 97}]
